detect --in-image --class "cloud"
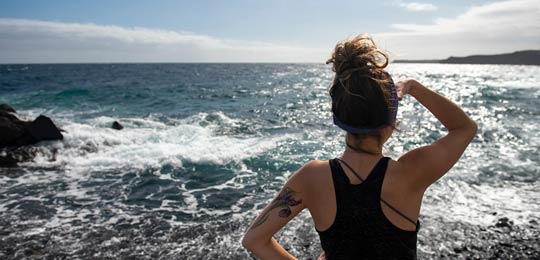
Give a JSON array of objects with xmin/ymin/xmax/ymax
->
[
  {"xmin": 377, "ymin": 0, "xmax": 540, "ymax": 59},
  {"xmin": 0, "ymin": 18, "xmax": 328, "ymax": 63},
  {"xmin": 0, "ymin": 0, "xmax": 538, "ymax": 62},
  {"xmin": 394, "ymin": 1, "xmax": 437, "ymax": 11}
]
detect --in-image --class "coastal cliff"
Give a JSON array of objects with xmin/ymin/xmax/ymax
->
[{"xmin": 396, "ymin": 50, "xmax": 540, "ymax": 65}]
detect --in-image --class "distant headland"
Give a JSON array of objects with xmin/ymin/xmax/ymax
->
[{"xmin": 395, "ymin": 50, "xmax": 540, "ymax": 65}]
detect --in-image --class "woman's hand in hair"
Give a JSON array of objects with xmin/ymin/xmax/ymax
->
[{"xmin": 395, "ymin": 79, "xmax": 417, "ymax": 101}]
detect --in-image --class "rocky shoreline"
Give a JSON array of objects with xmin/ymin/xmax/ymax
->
[
  {"xmin": 2, "ymin": 212, "xmax": 536, "ymax": 259},
  {"xmin": 417, "ymin": 217, "xmax": 539, "ymax": 259},
  {"xmin": 279, "ymin": 214, "xmax": 540, "ymax": 259}
]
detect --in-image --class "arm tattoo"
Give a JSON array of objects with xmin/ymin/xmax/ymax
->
[{"xmin": 248, "ymin": 187, "xmax": 302, "ymax": 230}]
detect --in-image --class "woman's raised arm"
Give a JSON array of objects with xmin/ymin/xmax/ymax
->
[{"xmin": 396, "ymin": 79, "xmax": 477, "ymax": 191}]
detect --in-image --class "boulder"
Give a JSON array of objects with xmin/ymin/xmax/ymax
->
[
  {"xmin": 27, "ymin": 115, "xmax": 63, "ymax": 142},
  {"xmin": 0, "ymin": 105, "xmax": 64, "ymax": 167},
  {"xmin": 0, "ymin": 146, "xmax": 50, "ymax": 168},
  {"xmin": 0, "ymin": 104, "xmax": 16, "ymax": 113},
  {"xmin": 0, "ymin": 154, "xmax": 18, "ymax": 167},
  {"xmin": 111, "ymin": 121, "xmax": 124, "ymax": 130},
  {"xmin": 0, "ymin": 110, "xmax": 30, "ymax": 147},
  {"xmin": 0, "ymin": 113, "xmax": 63, "ymax": 148},
  {"xmin": 495, "ymin": 217, "xmax": 513, "ymax": 229}
]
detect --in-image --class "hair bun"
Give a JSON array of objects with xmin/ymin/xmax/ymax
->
[{"xmin": 326, "ymin": 34, "xmax": 389, "ymax": 81}]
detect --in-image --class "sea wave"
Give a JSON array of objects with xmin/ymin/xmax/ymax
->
[{"xmin": 19, "ymin": 111, "xmax": 292, "ymax": 171}]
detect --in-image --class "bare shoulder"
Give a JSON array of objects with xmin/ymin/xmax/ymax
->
[
  {"xmin": 388, "ymin": 157, "xmax": 412, "ymax": 173},
  {"xmin": 287, "ymin": 160, "xmax": 332, "ymax": 208},
  {"xmin": 387, "ymin": 157, "xmax": 419, "ymax": 181},
  {"xmin": 302, "ymin": 159, "xmax": 330, "ymax": 171},
  {"xmin": 386, "ymin": 157, "xmax": 410, "ymax": 176},
  {"xmin": 288, "ymin": 160, "xmax": 331, "ymax": 188},
  {"xmin": 298, "ymin": 160, "xmax": 330, "ymax": 176}
]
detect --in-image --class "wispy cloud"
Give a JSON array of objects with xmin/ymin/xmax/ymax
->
[
  {"xmin": 378, "ymin": 0, "xmax": 540, "ymax": 59},
  {"xmin": 393, "ymin": 1, "xmax": 437, "ymax": 11},
  {"xmin": 0, "ymin": 18, "xmax": 327, "ymax": 63}
]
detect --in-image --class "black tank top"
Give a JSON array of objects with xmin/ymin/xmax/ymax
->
[{"xmin": 316, "ymin": 157, "xmax": 420, "ymax": 260}]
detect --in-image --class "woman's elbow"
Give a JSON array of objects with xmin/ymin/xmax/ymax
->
[
  {"xmin": 455, "ymin": 118, "xmax": 478, "ymax": 140},
  {"xmin": 466, "ymin": 119, "xmax": 478, "ymax": 138},
  {"xmin": 467, "ymin": 117, "xmax": 478, "ymax": 130},
  {"xmin": 242, "ymin": 232, "xmax": 259, "ymax": 251},
  {"xmin": 241, "ymin": 235, "xmax": 253, "ymax": 250},
  {"xmin": 241, "ymin": 233, "xmax": 269, "ymax": 252}
]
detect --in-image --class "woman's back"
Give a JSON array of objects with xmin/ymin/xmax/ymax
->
[{"xmin": 307, "ymin": 156, "xmax": 421, "ymax": 259}]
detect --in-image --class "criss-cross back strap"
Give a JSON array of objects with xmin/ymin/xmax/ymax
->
[{"xmin": 336, "ymin": 158, "xmax": 418, "ymax": 227}]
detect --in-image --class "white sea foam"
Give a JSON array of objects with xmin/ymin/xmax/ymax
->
[
  {"xmin": 0, "ymin": 111, "xmax": 292, "ymax": 232},
  {"xmin": 21, "ymin": 112, "xmax": 290, "ymax": 172}
]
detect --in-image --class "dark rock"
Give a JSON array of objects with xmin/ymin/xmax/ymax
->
[
  {"xmin": 0, "ymin": 147, "xmax": 40, "ymax": 168},
  {"xmin": 111, "ymin": 121, "xmax": 123, "ymax": 130},
  {"xmin": 0, "ymin": 109, "xmax": 30, "ymax": 148},
  {"xmin": 0, "ymin": 104, "xmax": 16, "ymax": 113},
  {"xmin": 0, "ymin": 111, "xmax": 30, "ymax": 147},
  {"xmin": 27, "ymin": 115, "xmax": 63, "ymax": 142},
  {"xmin": 1, "ymin": 106, "xmax": 63, "ymax": 149},
  {"xmin": 0, "ymin": 105, "xmax": 64, "ymax": 167},
  {"xmin": 495, "ymin": 217, "xmax": 513, "ymax": 228},
  {"xmin": 0, "ymin": 154, "xmax": 18, "ymax": 167},
  {"xmin": 453, "ymin": 246, "xmax": 469, "ymax": 253},
  {"xmin": 499, "ymin": 242, "xmax": 514, "ymax": 247}
]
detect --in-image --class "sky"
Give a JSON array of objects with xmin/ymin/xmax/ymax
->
[{"xmin": 0, "ymin": 0, "xmax": 539, "ymax": 63}]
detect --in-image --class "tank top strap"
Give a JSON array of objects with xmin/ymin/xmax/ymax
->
[
  {"xmin": 328, "ymin": 158, "xmax": 351, "ymax": 187},
  {"xmin": 338, "ymin": 156, "xmax": 390, "ymax": 198},
  {"xmin": 335, "ymin": 157, "xmax": 390, "ymax": 186},
  {"xmin": 328, "ymin": 158, "xmax": 359, "ymax": 204}
]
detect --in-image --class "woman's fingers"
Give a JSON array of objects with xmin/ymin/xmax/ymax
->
[
  {"xmin": 396, "ymin": 79, "xmax": 416, "ymax": 101},
  {"xmin": 396, "ymin": 81, "xmax": 407, "ymax": 100}
]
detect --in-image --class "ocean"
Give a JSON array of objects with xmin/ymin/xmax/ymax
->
[{"xmin": 0, "ymin": 63, "xmax": 539, "ymax": 259}]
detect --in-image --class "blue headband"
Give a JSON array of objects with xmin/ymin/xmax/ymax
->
[{"xmin": 332, "ymin": 80, "xmax": 398, "ymax": 134}]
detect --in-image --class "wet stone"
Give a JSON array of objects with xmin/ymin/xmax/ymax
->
[
  {"xmin": 111, "ymin": 121, "xmax": 123, "ymax": 130},
  {"xmin": 495, "ymin": 217, "xmax": 513, "ymax": 228}
]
